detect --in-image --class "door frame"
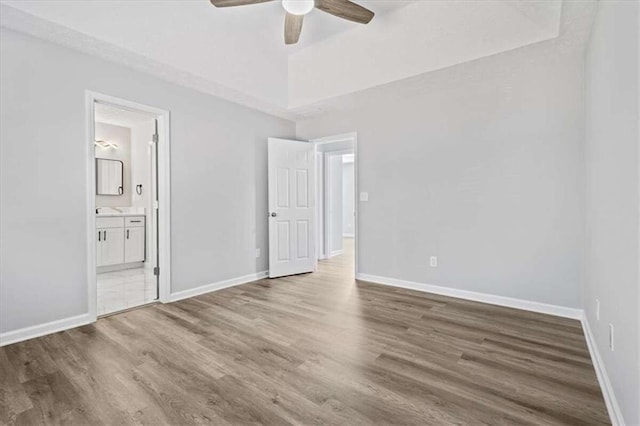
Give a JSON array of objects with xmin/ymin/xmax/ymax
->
[
  {"xmin": 85, "ymin": 91, "xmax": 172, "ymax": 322},
  {"xmin": 324, "ymin": 148, "xmax": 354, "ymax": 259},
  {"xmin": 311, "ymin": 132, "xmax": 359, "ymax": 275}
]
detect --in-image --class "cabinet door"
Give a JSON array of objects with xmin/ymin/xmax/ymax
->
[
  {"xmin": 96, "ymin": 229, "xmax": 104, "ymax": 267},
  {"xmin": 124, "ymin": 227, "xmax": 145, "ymax": 263},
  {"xmin": 102, "ymin": 228, "xmax": 125, "ymax": 266}
]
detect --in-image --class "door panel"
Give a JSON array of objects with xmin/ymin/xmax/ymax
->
[
  {"xmin": 276, "ymin": 221, "xmax": 290, "ymax": 261},
  {"xmin": 295, "ymin": 169, "xmax": 309, "ymax": 207},
  {"xmin": 125, "ymin": 227, "xmax": 145, "ymax": 263},
  {"xmin": 296, "ymin": 220, "xmax": 309, "ymax": 259},
  {"xmin": 268, "ymin": 138, "xmax": 315, "ymax": 278},
  {"xmin": 276, "ymin": 168, "xmax": 290, "ymax": 208}
]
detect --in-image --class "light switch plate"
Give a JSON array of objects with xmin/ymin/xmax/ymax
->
[
  {"xmin": 255, "ymin": 248, "xmax": 261, "ymax": 258},
  {"xmin": 359, "ymin": 192, "xmax": 369, "ymax": 202}
]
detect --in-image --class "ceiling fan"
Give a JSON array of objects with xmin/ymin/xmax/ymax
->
[{"xmin": 209, "ymin": 0, "xmax": 374, "ymax": 45}]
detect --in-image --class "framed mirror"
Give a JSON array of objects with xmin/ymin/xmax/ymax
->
[{"xmin": 96, "ymin": 158, "xmax": 124, "ymax": 195}]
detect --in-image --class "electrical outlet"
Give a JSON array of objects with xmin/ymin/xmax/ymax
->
[
  {"xmin": 596, "ymin": 299, "xmax": 600, "ymax": 321},
  {"xmin": 359, "ymin": 192, "xmax": 369, "ymax": 202},
  {"xmin": 255, "ymin": 248, "xmax": 261, "ymax": 258},
  {"xmin": 609, "ymin": 323, "xmax": 614, "ymax": 351},
  {"xmin": 430, "ymin": 256, "xmax": 438, "ymax": 267}
]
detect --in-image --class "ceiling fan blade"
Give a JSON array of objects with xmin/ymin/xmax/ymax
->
[
  {"xmin": 315, "ymin": 0, "xmax": 374, "ymax": 24},
  {"xmin": 284, "ymin": 13, "xmax": 304, "ymax": 45},
  {"xmin": 209, "ymin": 0, "xmax": 274, "ymax": 7}
]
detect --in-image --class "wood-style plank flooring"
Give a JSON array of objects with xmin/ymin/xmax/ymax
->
[{"xmin": 0, "ymin": 239, "xmax": 609, "ymax": 425}]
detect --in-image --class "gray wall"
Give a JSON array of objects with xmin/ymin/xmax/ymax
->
[
  {"xmin": 0, "ymin": 28, "xmax": 294, "ymax": 334},
  {"xmin": 297, "ymin": 54, "xmax": 585, "ymax": 308},
  {"xmin": 584, "ymin": 1, "xmax": 639, "ymax": 424},
  {"xmin": 94, "ymin": 122, "xmax": 131, "ymax": 208}
]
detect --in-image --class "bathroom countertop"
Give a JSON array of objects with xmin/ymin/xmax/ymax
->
[{"xmin": 96, "ymin": 213, "xmax": 146, "ymax": 217}]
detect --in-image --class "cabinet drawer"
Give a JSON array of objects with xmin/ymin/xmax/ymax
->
[
  {"xmin": 96, "ymin": 217, "xmax": 125, "ymax": 228},
  {"xmin": 125, "ymin": 216, "xmax": 145, "ymax": 227}
]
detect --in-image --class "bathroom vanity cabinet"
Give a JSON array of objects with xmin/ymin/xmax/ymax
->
[{"xmin": 96, "ymin": 215, "xmax": 145, "ymax": 267}]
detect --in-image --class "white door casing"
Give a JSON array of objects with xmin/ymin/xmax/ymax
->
[
  {"xmin": 87, "ymin": 90, "xmax": 172, "ymax": 324},
  {"xmin": 268, "ymin": 138, "xmax": 316, "ymax": 278}
]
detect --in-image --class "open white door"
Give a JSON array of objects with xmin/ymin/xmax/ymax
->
[{"xmin": 268, "ymin": 138, "xmax": 316, "ymax": 278}]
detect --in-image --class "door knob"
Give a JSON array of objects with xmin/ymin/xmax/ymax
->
[{"xmin": 270, "ymin": 212, "xmax": 277, "ymax": 217}]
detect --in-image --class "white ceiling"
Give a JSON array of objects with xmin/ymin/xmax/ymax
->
[
  {"xmin": 1, "ymin": 0, "xmax": 410, "ymax": 109},
  {"xmin": 289, "ymin": 0, "xmax": 561, "ymax": 107},
  {"xmin": 0, "ymin": 0, "xmax": 592, "ymax": 120}
]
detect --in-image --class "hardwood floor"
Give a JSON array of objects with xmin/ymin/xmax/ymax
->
[{"xmin": 0, "ymin": 239, "xmax": 609, "ymax": 425}]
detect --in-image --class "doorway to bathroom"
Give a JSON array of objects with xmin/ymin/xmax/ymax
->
[{"xmin": 86, "ymin": 92, "xmax": 171, "ymax": 319}]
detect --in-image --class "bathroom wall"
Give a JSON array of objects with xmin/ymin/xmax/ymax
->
[
  {"xmin": 130, "ymin": 119, "xmax": 156, "ymax": 266},
  {"xmin": 130, "ymin": 121, "xmax": 152, "ymax": 209},
  {"xmin": 95, "ymin": 122, "xmax": 131, "ymax": 208}
]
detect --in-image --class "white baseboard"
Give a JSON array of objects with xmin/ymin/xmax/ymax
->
[
  {"xmin": 355, "ymin": 273, "xmax": 583, "ymax": 319},
  {"xmin": 581, "ymin": 315, "xmax": 625, "ymax": 426},
  {"xmin": 330, "ymin": 249, "xmax": 345, "ymax": 257},
  {"xmin": 0, "ymin": 313, "xmax": 93, "ymax": 347},
  {"xmin": 343, "ymin": 233, "xmax": 355, "ymax": 238},
  {"xmin": 169, "ymin": 270, "xmax": 268, "ymax": 302},
  {"xmin": 0, "ymin": 271, "xmax": 269, "ymax": 347}
]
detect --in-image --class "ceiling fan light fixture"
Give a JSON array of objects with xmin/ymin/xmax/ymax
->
[{"xmin": 282, "ymin": 0, "xmax": 314, "ymax": 16}]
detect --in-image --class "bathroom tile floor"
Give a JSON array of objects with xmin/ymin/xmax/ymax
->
[{"xmin": 97, "ymin": 267, "xmax": 157, "ymax": 316}]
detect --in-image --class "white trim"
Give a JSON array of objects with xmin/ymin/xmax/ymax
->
[
  {"xmin": 156, "ymin": 112, "xmax": 172, "ymax": 303},
  {"xmin": 581, "ymin": 315, "xmax": 625, "ymax": 426},
  {"xmin": 315, "ymin": 151, "xmax": 324, "ymax": 262},
  {"xmin": 343, "ymin": 233, "xmax": 355, "ymax": 238},
  {"xmin": 85, "ymin": 92, "xmax": 98, "ymax": 323},
  {"xmin": 86, "ymin": 91, "xmax": 172, "ymax": 320},
  {"xmin": 355, "ymin": 273, "xmax": 583, "ymax": 319},
  {"xmin": 0, "ymin": 314, "xmax": 92, "ymax": 347},
  {"xmin": 0, "ymin": 269, "xmax": 265, "ymax": 346},
  {"xmin": 169, "ymin": 271, "xmax": 268, "ymax": 302},
  {"xmin": 331, "ymin": 249, "xmax": 345, "ymax": 257},
  {"xmin": 312, "ymin": 133, "xmax": 357, "ymax": 145}
]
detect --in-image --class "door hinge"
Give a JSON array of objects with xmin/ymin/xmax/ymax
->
[
  {"xmin": 152, "ymin": 133, "xmax": 159, "ymax": 143},
  {"xmin": 153, "ymin": 267, "xmax": 160, "ymax": 276}
]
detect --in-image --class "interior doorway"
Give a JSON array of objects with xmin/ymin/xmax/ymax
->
[
  {"xmin": 86, "ymin": 92, "xmax": 171, "ymax": 320},
  {"xmin": 312, "ymin": 133, "xmax": 358, "ymax": 276}
]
